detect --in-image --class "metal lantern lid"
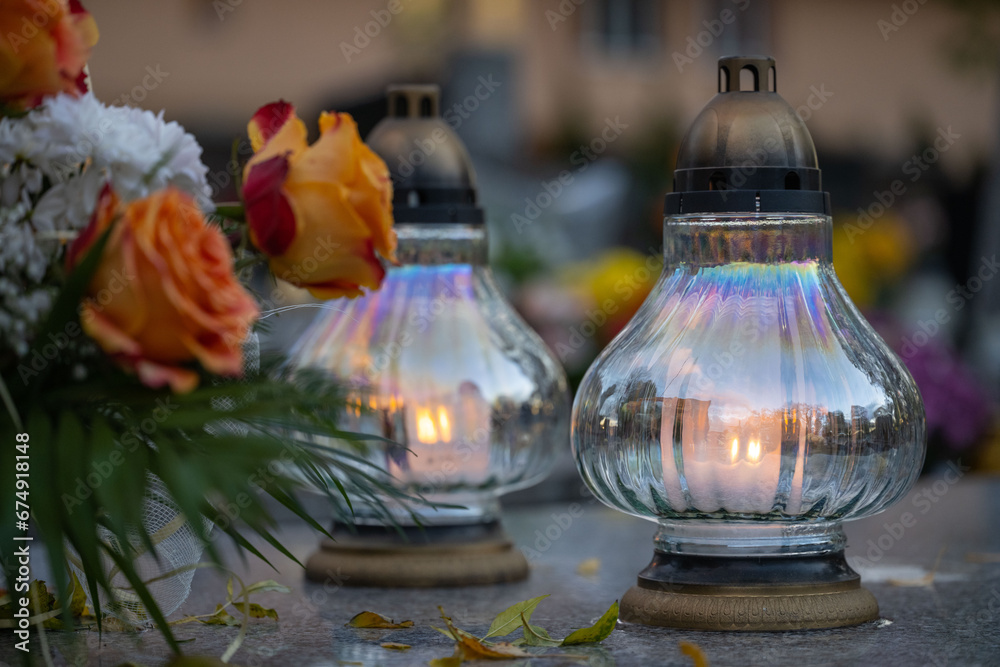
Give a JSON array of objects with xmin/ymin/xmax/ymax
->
[
  {"xmin": 665, "ymin": 56, "xmax": 831, "ymax": 216},
  {"xmin": 366, "ymin": 84, "xmax": 484, "ymax": 224}
]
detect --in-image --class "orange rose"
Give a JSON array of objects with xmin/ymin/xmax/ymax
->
[
  {"xmin": 67, "ymin": 186, "xmax": 259, "ymax": 393},
  {"xmin": 242, "ymin": 101, "xmax": 396, "ymax": 299},
  {"xmin": 0, "ymin": 0, "xmax": 99, "ymax": 109}
]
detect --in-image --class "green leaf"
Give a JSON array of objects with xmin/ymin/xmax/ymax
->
[
  {"xmin": 245, "ymin": 603, "xmax": 279, "ymax": 621},
  {"xmin": 561, "ymin": 600, "xmax": 619, "ymax": 646},
  {"xmin": 24, "ymin": 222, "xmax": 114, "ymax": 397},
  {"xmin": 429, "ymin": 625, "xmax": 453, "ymax": 639},
  {"xmin": 519, "ymin": 613, "xmax": 561, "ymax": 647},
  {"xmin": 241, "ymin": 580, "xmax": 292, "ymax": 596},
  {"xmin": 213, "ymin": 203, "xmax": 245, "ymax": 222},
  {"xmin": 69, "ymin": 571, "xmax": 88, "ymax": 617},
  {"xmin": 199, "ymin": 605, "xmax": 240, "ymax": 627},
  {"xmin": 481, "ymin": 594, "xmax": 549, "ymax": 639},
  {"xmin": 437, "ymin": 606, "xmax": 530, "ymax": 660}
]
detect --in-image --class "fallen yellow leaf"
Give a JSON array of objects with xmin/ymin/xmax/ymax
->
[
  {"xmin": 966, "ymin": 552, "xmax": 1000, "ymax": 563},
  {"xmin": 380, "ymin": 642, "xmax": 411, "ymax": 651},
  {"xmin": 428, "ymin": 655, "xmax": 463, "ymax": 667},
  {"xmin": 680, "ymin": 641, "xmax": 709, "ymax": 667},
  {"xmin": 438, "ymin": 606, "xmax": 530, "ymax": 660},
  {"xmin": 346, "ymin": 611, "xmax": 414, "ymax": 629},
  {"xmin": 888, "ymin": 547, "xmax": 946, "ymax": 588}
]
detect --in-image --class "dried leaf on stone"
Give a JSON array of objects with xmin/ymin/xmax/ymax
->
[
  {"xmin": 199, "ymin": 605, "xmax": 240, "ymax": 626},
  {"xmin": 438, "ymin": 606, "xmax": 530, "ymax": 659},
  {"xmin": 244, "ymin": 603, "xmax": 279, "ymax": 620},
  {"xmin": 380, "ymin": 642, "xmax": 411, "ymax": 651},
  {"xmin": 428, "ymin": 656, "xmax": 463, "ymax": 667},
  {"xmin": 561, "ymin": 600, "xmax": 619, "ymax": 645},
  {"xmin": 346, "ymin": 610, "xmax": 414, "ymax": 629},
  {"xmin": 888, "ymin": 546, "xmax": 946, "ymax": 588},
  {"xmin": 482, "ymin": 594, "xmax": 549, "ymax": 639},
  {"xmin": 679, "ymin": 641, "xmax": 709, "ymax": 667},
  {"xmin": 966, "ymin": 552, "xmax": 1000, "ymax": 563}
]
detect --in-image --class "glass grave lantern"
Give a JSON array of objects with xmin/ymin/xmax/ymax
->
[
  {"xmin": 296, "ymin": 85, "xmax": 569, "ymax": 587},
  {"xmin": 571, "ymin": 57, "xmax": 926, "ymax": 629}
]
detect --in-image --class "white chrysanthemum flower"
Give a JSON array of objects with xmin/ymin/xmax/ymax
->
[{"xmin": 0, "ymin": 92, "xmax": 214, "ymax": 357}]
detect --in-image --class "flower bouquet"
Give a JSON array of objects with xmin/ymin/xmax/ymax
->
[{"xmin": 0, "ymin": 0, "xmax": 404, "ymax": 650}]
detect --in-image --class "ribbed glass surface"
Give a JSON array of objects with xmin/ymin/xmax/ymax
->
[
  {"xmin": 288, "ymin": 224, "xmax": 569, "ymax": 525},
  {"xmin": 572, "ymin": 215, "xmax": 925, "ymax": 549}
]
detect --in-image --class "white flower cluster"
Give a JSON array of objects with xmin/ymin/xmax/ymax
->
[{"xmin": 0, "ymin": 93, "xmax": 213, "ymax": 357}]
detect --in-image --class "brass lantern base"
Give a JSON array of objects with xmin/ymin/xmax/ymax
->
[
  {"xmin": 619, "ymin": 551, "xmax": 879, "ymax": 631},
  {"xmin": 305, "ymin": 521, "xmax": 528, "ymax": 587}
]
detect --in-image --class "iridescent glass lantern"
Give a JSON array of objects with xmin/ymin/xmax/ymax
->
[
  {"xmin": 572, "ymin": 57, "xmax": 926, "ymax": 629},
  {"xmin": 296, "ymin": 85, "xmax": 569, "ymax": 586}
]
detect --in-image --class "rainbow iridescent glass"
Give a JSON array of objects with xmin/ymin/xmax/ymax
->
[
  {"xmin": 572, "ymin": 214, "xmax": 925, "ymax": 555},
  {"xmin": 289, "ymin": 224, "xmax": 569, "ymax": 525}
]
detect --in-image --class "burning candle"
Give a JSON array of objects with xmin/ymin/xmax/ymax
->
[
  {"xmin": 384, "ymin": 385, "xmax": 493, "ymax": 488},
  {"xmin": 659, "ymin": 399, "xmax": 782, "ymax": 515}
]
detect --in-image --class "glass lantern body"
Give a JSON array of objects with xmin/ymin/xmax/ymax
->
[
  {"xmin": 572, "ymin": 213, "xmax": 926, "ymax": 556},
  {"xmin": 288, "ymin": 224, "xmax": 569, "ymax": 526}
]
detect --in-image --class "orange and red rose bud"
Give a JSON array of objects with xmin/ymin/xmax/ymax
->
[
  {"xmin": 243, "ymin": 101, "xmax": 397, "ymax": 300},
  {"xmin": 67, "ymin": 186, "xmax": 259, "ymax": 393},
  {"xmin": 0, "ymin": 0, "xmax": 99, "ymax": 110}
]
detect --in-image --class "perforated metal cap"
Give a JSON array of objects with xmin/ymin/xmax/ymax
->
[
  {"xmin": 665, "ymin": 56, "xmax": 831, "ymax": 216},
  {"xmin": 366, "ymin": 84, "xmax": 483, "ymax": 224}
]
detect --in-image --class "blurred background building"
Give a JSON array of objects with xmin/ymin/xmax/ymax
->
[{"xmin": 84, "ymin": 0, "xmax": 1000, "ymax": 482}]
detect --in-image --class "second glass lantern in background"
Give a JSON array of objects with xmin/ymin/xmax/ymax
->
[{"xmin": 293, "ymin": 85, "xmax": 569, "ymax": 586}]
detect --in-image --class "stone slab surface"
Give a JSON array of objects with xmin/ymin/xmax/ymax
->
[{"xmin": 2, "ymin": 474, "xmax": 999, "ymax": 666}]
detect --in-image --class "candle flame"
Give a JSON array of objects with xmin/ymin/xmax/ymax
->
[
  {"xmin": 747, "ymin": 439, "xmax": 761, "ymax": 462},
  {"xmin": 730, "ymin": 438, "xmax": 739, "ymax": 462},
  {"xmin": 416, "ymin": 408, "xmax": 438, "ymax": 443},
  {"xmin": 415, "ymin": 405, "xmax": 454, "ymax": 444},
  {"xmin": 437, "ymin": 406, "xmax": 452, "ymax": 443}
]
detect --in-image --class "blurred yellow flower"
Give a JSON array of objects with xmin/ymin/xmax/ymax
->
[
  {"xmin": 832, "ymin": 212, "xmax": 915, "ymax": 308},
  {"xmin": 559, "ymin": 247, "xmax": 661, "ymax": 340}
]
